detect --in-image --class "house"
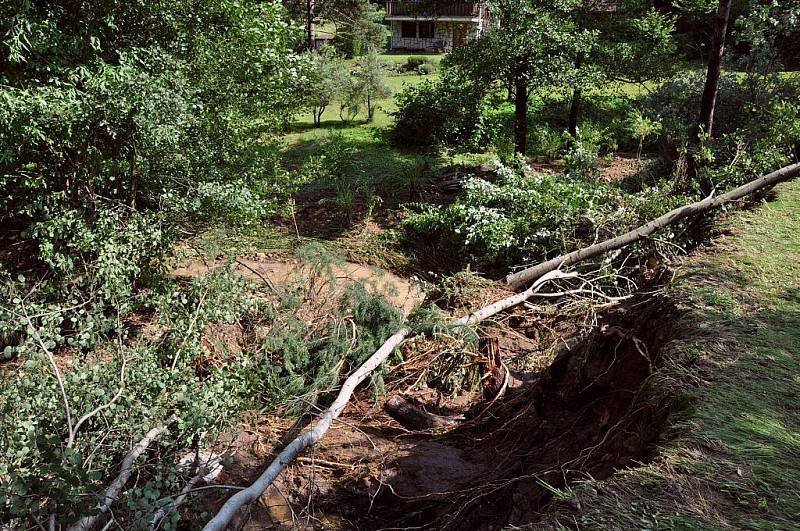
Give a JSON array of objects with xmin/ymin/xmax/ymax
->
[
  {"xmin": 384, "ymin": 2, "xmax": 492, "ymax": 52},
  {"xmin": 312, "ymin": 32, "xmax": 335, "ymax": 51}
]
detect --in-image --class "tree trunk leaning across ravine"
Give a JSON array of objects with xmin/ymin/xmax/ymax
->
[
  {"xmin": 506, "ymin": 162, "xmax": 800, "ymax": 290},
  {"xmin": 202, "ymin": 270, "xmax": 572, "ymax": 531},
  {"xmin": 204, "ymin": 163, "xmax": 800, "ymax": 529}
]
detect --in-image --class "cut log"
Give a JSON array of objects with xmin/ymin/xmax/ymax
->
[
  {"xmin": 506, "ymin": 162, "xmax": 800, "ymax": 290},
  {"xmin": 385, "ymin": 396, "xmax": 461, "ymax": 431}
]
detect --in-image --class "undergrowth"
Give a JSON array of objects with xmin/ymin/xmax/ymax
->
[{"xmin": 0, "ymin": 248, "xmax": 403, "ymax": 527}]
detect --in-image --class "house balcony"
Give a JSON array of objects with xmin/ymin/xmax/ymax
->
[{"xmin": 385, "ymin": 2, "xmax": 489, "ymax": 20}]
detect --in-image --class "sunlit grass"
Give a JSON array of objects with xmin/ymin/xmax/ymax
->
[{"xmin": 570, "ymin": 179, "xmax": 800, "ymax": 529}]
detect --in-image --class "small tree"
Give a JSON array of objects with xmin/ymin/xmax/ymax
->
[
  {"xmin": 338, "ymin": 75, "xmax": 363, "ymax": 123},
  {"xmin": 306, "ymin": 47, "xmax": 347, "ymax": 127},
  {"xmin": 352, "ymin": 47, "xmax": 391, "ymax": 122}
]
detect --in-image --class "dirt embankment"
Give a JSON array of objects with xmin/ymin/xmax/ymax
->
[
  {"xmin": 171, "ymin": 254, "xmax": 423, "ymax": 316},
  {"xmin": 201, "ymin": 295, "xmax": 677, "ymax": 530}
]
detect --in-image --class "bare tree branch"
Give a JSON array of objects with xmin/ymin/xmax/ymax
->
[{"xmin": 506, "ymin": 162, "xmax": 800, "ymax": 290}]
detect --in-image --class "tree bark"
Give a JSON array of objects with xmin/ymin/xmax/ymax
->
[
  {"xmin": 68, "ymin": 417, "xmax": 177, "ymax": 531},
  {"xmin": 568, "ymin": 56, "xmax": 584, "ymax": 138},
  {"xmin": 694, "ymin": 0, "xmax": 732, "ymax": 142},
  {"xmin": 568, "ymin": 87, "xmax": 581, "ymax": 138},
  {"xmin": 506, "ymin": 162, "xmax": 800, "ymax": 290},
  {"xmin": 513, "ymin": 58, "xmax": 529, "ymax": 156},
  {"xmin": 201, "ymin": 270, "xmax": 573, "ymax": 531},
  {"xmin": 306, "ymin": 0, "xmax": 316, "ymax": 51}
]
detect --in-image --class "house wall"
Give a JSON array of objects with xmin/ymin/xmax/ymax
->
[{"xmin": 390, "ymin": 20, "xmax": 480, "ymax": 51}]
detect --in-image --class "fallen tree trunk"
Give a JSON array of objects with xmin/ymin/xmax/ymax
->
[
  {"xmin": 202, "ymin": 270, "xmax": 571, "ymax": 531},
  {"xmin": 69, "ymin": 417, "xmax": 177, "ymax": 531},
  {"xmin": 385, "ymin": 395, "xmax": 461, "ymax": 431},
  {"xmin": 506, "ymin": 162, "xmax": 800, "ymax": 290}
]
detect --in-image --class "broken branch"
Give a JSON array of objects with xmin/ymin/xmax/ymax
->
[
  {"xmin": 68, "ymin": 416, "xmax": 178, "ymax": 531},
  {"xmin": 506, "ymin": 162, "xmax": 800, "ymax": 290},
  {"xmin": 202, "ymin": 270, "xmax": 571, "ymax": 530}
]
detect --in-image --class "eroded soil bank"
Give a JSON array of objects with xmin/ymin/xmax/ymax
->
[{"xmin": 201, "ymin": 293, "xmax": 678, "ymax": 530}]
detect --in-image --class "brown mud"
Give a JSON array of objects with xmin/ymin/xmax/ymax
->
[
  {"xmin": 171, "ymin": 255, "xmax": 423, "ymax": 316},
  {"xmin": 200, "ymin": 294, "xmax": 676, "ymax": 530}
]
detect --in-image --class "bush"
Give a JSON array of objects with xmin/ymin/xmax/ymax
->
[
  {"xmin": 405, "ymin": 56, "xmax": 433, "ymax": 71},
  {"xmin": 563, "ymin": 129, "xmax": 600, "ymax": 178},
  {"xmin": 648, "ymin": 70, "xmax": 800, "ymax": 191},
  {"xmin": 403, "ymin": 161, "xmax": 682, "ymax": 272},
  {"xmin": 417, "ymin": 63, "xmax": 436, "ymax": 75},
  {"xmin": 391, "ymin": 78, "xmax": 488, "ymax": 149},
  {"xmin": 529, "ymin": 125, "xmax": 564, "ymax": 160}
]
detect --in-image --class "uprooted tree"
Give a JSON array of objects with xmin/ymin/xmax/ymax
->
[{"xmin": 201, "ymin": 162, "xmax": 800, "ymax": 530}]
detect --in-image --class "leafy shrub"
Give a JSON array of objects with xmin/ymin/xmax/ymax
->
[
  {"xmin": 391, "ymin": 78, "xmax": 488, "ymax": 149},
  {"xmin": 417, "ymin": 63, "xmax": 436, "ymax": 75},
  {"xmin": 0, "ymin": 267, "xmax": 260, "ymax": 525},
  {"xmin": 403, "ymin": 161, "xmax": 682, "ymax": 272},
  {"xmin": 530, "ymin": 125, "xmax": 564, "ymax": 160},
  {"xmin": 405, "ymin": 56, "xmax": 433, "ymax": 71},
  {"xmin": 648, "ymin": 70, "xmax": 800, "ymax": 190},
  {"xmin": 563, "ymin": 129, "xmax": 600, "ymax": 178},
  {"xmin": 627, "ymin": 110, "xmax": 663, "ymax": 158}
]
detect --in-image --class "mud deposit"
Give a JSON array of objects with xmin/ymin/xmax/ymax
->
[{"xmin": 205, "ymin": 299, "xmax": 675, "ymax": 530}]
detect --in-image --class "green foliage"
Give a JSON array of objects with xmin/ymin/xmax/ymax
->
[
  {"xmin": 353, "ymin": 48, "xmax": 393, "ymax": 122},
  {"xmin": 305, "ymin": 47, "xmax": 349, "ymax": 127},
  {"xmin": 314, "ymin": 133, "xmax": 368, "ymax": 220},
  {"xmin": 403, "ymin": 161, "xmax": 682, "ymax": 272},
  {"xmin": 563, "ymin": 129, "xmax": 600, "ymax": 178},
  {"xmin": 335, "ymin": 1, "xmax": 390, "ymax": 57},
  {"xmin": 627, "ymin": 110, "xmax": 663, "ymax": 158},
  {"xmin": 0, "ymin": 267, "xmax": 259, "ymax": 525},
  {"xmin": 648, "ymin": 69, "xmax": 799, "ymax": 190},
  {"xmin": 0, "ymin": 252, "xmax": 405, "ymax": 526},
  {"xmin": 417, "ymin": 63, "xmax": 436, "ymax": 76},
  {"xmin": 0, "ymin": 0, "xmax": 313, "ymax": 358},
  {"xmin": 257, "ymin": 282, "xmax": 400, "ymax": 412},
  {"xmin": 405, "ymin": 56, "xmax": 436, "ymax": 72},
  {"xmin": 391, "ymin": 77, "xmax": 489, "ymax": 149}
]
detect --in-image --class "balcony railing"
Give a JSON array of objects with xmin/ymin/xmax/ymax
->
[{"xmin": 385, "ymin": 2, "xmax": 488, "ymax": 18}]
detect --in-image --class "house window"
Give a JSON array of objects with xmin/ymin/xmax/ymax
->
[
  {"xmin": 418, "ymin": 21, "xmax": 435, "ymax": 39},
  {"xmin": 401, "ymin": 21, "xmax": 417, "ymax": 38}
]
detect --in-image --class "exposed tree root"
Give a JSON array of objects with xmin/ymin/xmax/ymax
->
[{"xmin": 203, "ymin": 270, "xmax": 572, "ymax": 530}]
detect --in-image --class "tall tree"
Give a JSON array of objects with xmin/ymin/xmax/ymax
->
[
  {"xmin": 479, "ymin": 0, "xmax": 593, "ymax": 155},
  {"xmin": 283, "ymin": 0, "xmax": 378, "ymax": 52},
  {"xmin": 565, "ymin": 1, "xmax": 676, "ymax": 137},
  {"xmin": 449, "ymin": 0, "xmax": 674, "ymax": 155}
]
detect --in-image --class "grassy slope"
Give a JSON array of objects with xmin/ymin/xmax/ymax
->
[{"xmin": 565, "ymin": 180, "xmax": 800, "ymax": 529}]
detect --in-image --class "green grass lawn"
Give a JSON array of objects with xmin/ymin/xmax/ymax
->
[
  {"xmin": 561, "ymin": 178, "xmax": 800, "ymax": 529},
  {"xmin": 289, "ymin": 71, "xmax": 436, "ymax": 137}
]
